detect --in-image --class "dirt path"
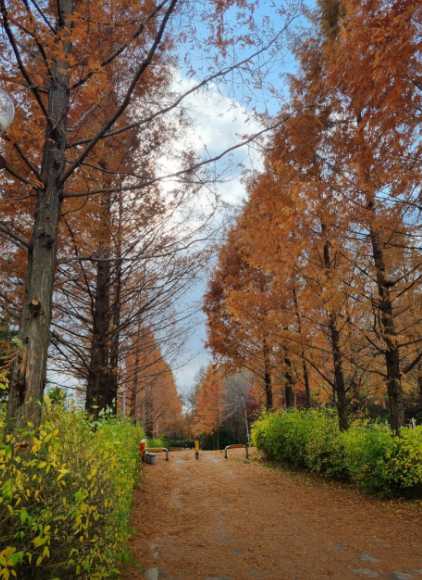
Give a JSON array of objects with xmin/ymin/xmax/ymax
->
[{"xmin": 125, "ymin": 449, "xmax": 422, "ymax": 580}]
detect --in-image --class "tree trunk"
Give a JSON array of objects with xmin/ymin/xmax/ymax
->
[
  {"xmin": 302, "ymin": 360, "xmax": 311, "ymax": 407},
  {"xmin": 144, "ymin": 384, "xmax": 154, "ymax": 437},
  {"xmin": 263, "ymin": 336, "xmax": 273, "ymax": 410},
  {"xmin": 109, "ymin": 195, "xmax": 123, "ymax": 409},
  {"xmin": 322, "ymin": 231, "xmax": 349, "ymax": 431},
  {"xmin": 292, "ymin": 287, "xmax": 311, "ymax": 407},
  {"xmin": 129, "ymin": 319, "xmax": 142, "ymax": 419},
  {"xmin": 368, "ymin": 217, "xmax": 404, "ymax": 433},
  {"xmin": 7, "ymin": 0, "xmax": 73, "ymax": 430},
  {"xmin": 86, "ymin": 249, "xmax": 112, "ymax": 415},
  {"xmin": 328, "ymin": 314, "xmax": 349, "ymax": 431},
  {"xmin": 283, "ymin": 355, "xmax": 296, "ymax": 409}
]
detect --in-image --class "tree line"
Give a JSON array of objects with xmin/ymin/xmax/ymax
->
[
  {"xmin": 0, "ymin": 0, "xmax": 296, "ymax": 430},
  {"xmin": 204, "ymin": 0, "xmax": 421, "ymax": 434}
]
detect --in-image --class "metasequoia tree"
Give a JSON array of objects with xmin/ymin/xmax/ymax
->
[
  {"xmin": 1, "ymin": 0, "xmax": 176, "ymax": 427},
  {"xmin": 221, "ymin": 370, "xmax": 259, "ymax": 443},
  {"xmin": 52, "ymin": 179, "xmax": 205, "ymax": 414},
  {"xmin": 192, "ymin": 365, "xmax": 259, "ymax": 443},
  {"xmin": 0, "ymin": 0, "xmax": 298, "ymax": 428},
  {"xmin": 314, "ymin": 0, "xmax": 422, "ymax": 431},
  {"xmin": 193, "ymin": 364, "xmax": 224, "ymax": 439},
  {"xmin": 204, "ymin": 0, "xmax": 421, "ymax": 432},
  {"xmin": 259, "ymin": 0, "xmax": 420, "ymax": 430},
  {"xmin": 123, "ymin": 326, "xmax": 182, "ymax": 437},
  {"xmin": 246, "ymin": 119, "xmax": 356, "ymax": 428},
  {"xmin": 204, "ymin": 229, "xmax": 277, "ymax": 410}
]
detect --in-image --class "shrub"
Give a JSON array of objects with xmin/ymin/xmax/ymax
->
[
  {"xmin": 146, "ymin": 436, "xmax": 167, "ymax": 448},
  {"xmin": 0, "ymin": 400, "xmax": 143, "ymax": 579},
  {"xmin": 392, "ymin": 426, "xmax": 422, "ymax": 490},
  {"xmin": 339, "ymin": 422, "xmax": 397, "ymax": 493},
  {"xmin": 340, "ymin": 424, "xmax": 422, "ymax": 495},
  {"xmin": 252, "ymin": 410, "xmax": 422, "ymax": 497}
]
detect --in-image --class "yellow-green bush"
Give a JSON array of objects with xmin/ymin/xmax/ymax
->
[
  {"xmin": 252, "ymin": 409, "xmax": 422, "ymax": 497},
  {"xmin": 0, "ymin": 401, "xmax": 143, "ymax": 579},
  {"xmin": 340, "ymin": 422, "xmax": 422, "ymax": 495}
]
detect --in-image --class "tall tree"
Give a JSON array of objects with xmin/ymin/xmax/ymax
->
[{"xmin": 0, "ymin": 0, "xmax": 297, "ymax": 428}]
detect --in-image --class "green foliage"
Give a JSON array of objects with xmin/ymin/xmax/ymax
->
[
  {"xmin": 0, "ymin": 400, "xmax": 143, "ymax": 579},
  {"xmin": 252, "ymin": 410, "xmax": 422, "ymax": 497},
  {"xmin": 45, "ymin": 386, "xmax": 67, "ymax": 406},
  {"xmin": 164, "ymin": 437, "xmax": 193, "ymax": 449},
  {"xmin": 146, "ymin": 437, "xmax": 167, "ymax": 448},
  {"xmin": 0, "ymin": 371, "xmax": 8, "ymax": 396}
]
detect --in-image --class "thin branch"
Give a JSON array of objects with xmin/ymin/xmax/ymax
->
[
  {"xmin": 0, "ymin": 221, "xmax": 30, "ymax": 248},
  {"xmin": 0, "ymin": 0, "xmax": 48, "ymax": 116},
  {"xmin": 63, "ymin": 121, "xmax": 279, "ymax": 198},
  {"xmin": 66, "ymin": 20, "xmax": 295, "ymax": 149},
  {"xmin": 403, "ymin": 350, "xmax": 422, "ymax": 376},
  {"xmin": 71, "ymin": 0, "xmax": 169, "ymax": 91},
  {"xmin": 28, "ymin": 0, "xmax": 56, "ymax": 34},
  {"xmin": 62, "ymin": 0, "xmax": 178, "ymax": 183}
]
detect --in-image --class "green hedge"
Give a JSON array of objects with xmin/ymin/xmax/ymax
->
[
  {"xmin": 0, "ymin": 400, "xmax": 143, "ymax": 579},
  {"xmin": 146, "ymin": 436, "xmax": 168, "ymax": 448},
  {"xmin": 252, "ymin": 409, "xmax": 422, "ymax": 497}
]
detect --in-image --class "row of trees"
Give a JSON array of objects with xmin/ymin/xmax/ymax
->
[
  {"xmin": 204, "ymin": 0, "xmax": 421, "ymax": 433},
  {"xmin": 0, "ymin": 0, "xmax": 297, "ymax": 429},
  {"xmin": 122, "ymin": 326, "xmax": 183, "ymax": 438},
  {"xmin": 190, "ymin": 365, "xmax": 259, "ymax": 447}
]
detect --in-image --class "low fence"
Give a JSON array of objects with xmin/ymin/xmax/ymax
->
[{"xmin": 224, "ymin": 443, "xmax": 249, "ymax": 460}]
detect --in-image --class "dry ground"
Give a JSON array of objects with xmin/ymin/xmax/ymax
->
[{"xmin": 124, "ymin": 449, "xmax": 422, "ymax": 580}]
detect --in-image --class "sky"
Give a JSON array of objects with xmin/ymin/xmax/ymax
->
[{"xmin": 163, "ymin": 4, "xmax": 313, "ymax": 398}]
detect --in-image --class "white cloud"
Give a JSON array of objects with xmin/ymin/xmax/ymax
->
[
  {"xmin": 158, "ymin": 72, "xmax": 265, "ymax": 397},
  {"xmin": 158, "ymin": 71, "xmax": 264, "ymax": 217}
]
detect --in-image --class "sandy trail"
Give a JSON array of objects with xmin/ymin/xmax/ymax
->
[{"xmin": 125, "ymin": 449, "xmax": 422, "ymax": 580}]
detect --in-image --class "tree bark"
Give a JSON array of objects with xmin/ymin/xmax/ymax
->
[
  {"xmin": 292, "ymin": 286, "xmax": 311, "ymax": 407},
  {"xmin": 7, "ymin": 0, "xmax": 73, "ymax": 430},
  {"xmin": 328, "ymin": 314, "xmax": 349, "ymax": 430},
  {"xmin": 86, "ymin": 246, "xmax": 112, "ymax": 415},
  {"xmin": 322, "ymin": 231, "xmax": 349, "ymax": 431},
  {"xmin": 368, "ymin": 216, "xmax": 404, "ymax": 433},
  {"xmin": 283, "ymin": 351, "xmax": 296, "ymax": 409},
  {"xmin": 263, "ymin": 336, "xmax": 273, "ymax": 410},
  {"xmin": 85, "ymin": 190, "xmax": 123, "ymax": 416},
  {"xmin": 143, "ymin": 383, "xmax": 154, "ymax": 437},
  {"xmin": 129, "ymin": 318, "xmax": 142, "ymax": 419},
  {"xmin": 109, "ymin": 195, "xmax": 123, "ymax": 409}
]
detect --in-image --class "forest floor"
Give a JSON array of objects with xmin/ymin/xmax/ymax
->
[{"xmin": 124, "ymin": 449, "xmax": 422, "ymax": 580}]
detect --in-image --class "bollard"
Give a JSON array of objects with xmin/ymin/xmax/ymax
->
[{"xmin": 194, "ymin": 438, "xmax": 200, "ymax": 460}]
